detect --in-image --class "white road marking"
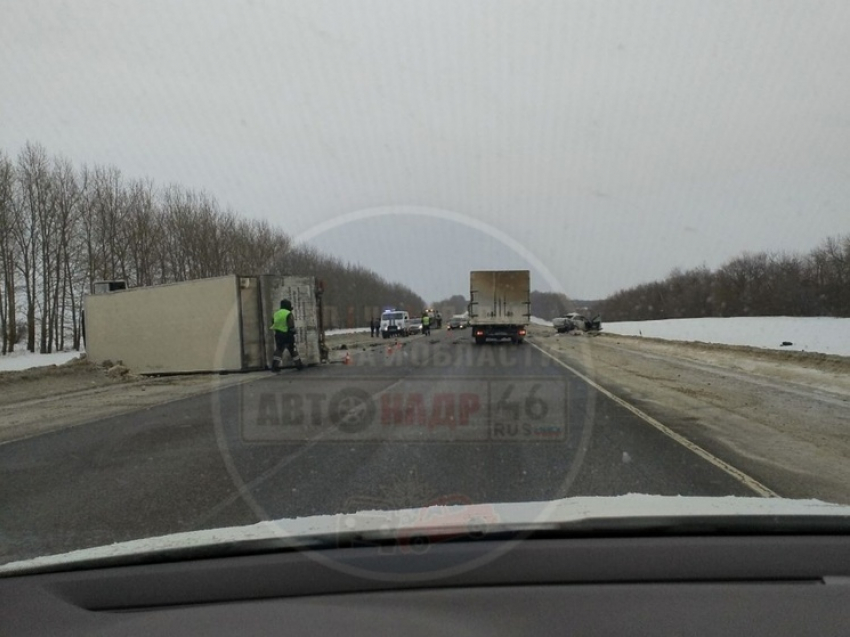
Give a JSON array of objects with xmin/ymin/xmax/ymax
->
[{"xmin": 531, "ymin": 342, "xmax": 778, "ymax": 498}]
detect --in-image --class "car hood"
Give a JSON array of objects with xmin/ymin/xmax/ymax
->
[{"xmin": 3, "ymin": 494, "xmax": 850, "ymax": 575}]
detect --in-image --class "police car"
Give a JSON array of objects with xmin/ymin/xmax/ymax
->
[{"xmin": 380, "ymin": 309, "xmax": 410, "ymax": 338}]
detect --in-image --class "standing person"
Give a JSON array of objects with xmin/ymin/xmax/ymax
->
[
  {"xmin": 271, "ymin": 299, "xmax": 303, "ymax": 371},
  {"xmin": 370, "ymin": 317, "xmax": 376, "ymax": 338},
  {"xmin": 422, "ymin": 312, "xmax": 430, "ymax": 336}
]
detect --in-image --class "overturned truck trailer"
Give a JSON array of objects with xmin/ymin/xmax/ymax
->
[{"xmin": 83, "ymin": 275, "xmax": 328, "ymax": 374}]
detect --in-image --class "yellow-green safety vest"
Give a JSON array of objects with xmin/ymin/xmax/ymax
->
[{"xmin": 272, "ymin": 308, "xmax": 291, "ymax": 332}]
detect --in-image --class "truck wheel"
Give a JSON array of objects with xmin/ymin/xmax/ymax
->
[{"xmin": 474, "ymin": 336, "xmax": 485, "ymax": 345}]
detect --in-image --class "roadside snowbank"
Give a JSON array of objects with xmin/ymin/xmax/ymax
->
[
  {"xmin": 326, "ymin": 327, "xmax": 371, "ymax": 336},
  {"xmin": 0, "ymin": 350, "xmax": 84, "ymax": 373},
  {"xmin": 603, "ymin": 316, "xmax": 850, "ymax": 357}
]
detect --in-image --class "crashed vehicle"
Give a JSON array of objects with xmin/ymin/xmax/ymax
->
[
  {"xmin": 447, "ymin": 315, "xmax": 469, "ymax": 330},
  {"xmin": 552, "ymin": 313, "xmax": 602, "ymax": 334},
  {"xmin": 407, "ymin": 317, "xmax": 423, "ymax": 335}
]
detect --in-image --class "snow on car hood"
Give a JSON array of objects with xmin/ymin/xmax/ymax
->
[{"xmin": 3, "ymin": 494, "xmax": 850, "ymax": 574}]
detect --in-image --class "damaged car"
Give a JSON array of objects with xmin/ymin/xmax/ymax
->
[{"xmin": 552, "ymin": 313, "xmax": 602, "ymax": 334}]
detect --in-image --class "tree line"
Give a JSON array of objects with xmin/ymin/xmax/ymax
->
[
  {"xmin": 530, "ymin": 291, "xmax": 572, "ymax": 320},
  {"xmin": 596, "ymin": 235, "xmax": 850, "ymax": 322},
  {"xmin": 0, "ymin": 142, "xmax": 424, "ymax": 354},
  {"xmin": 430, "ymin": 294, "xmax": 467, "ymax": 318}
]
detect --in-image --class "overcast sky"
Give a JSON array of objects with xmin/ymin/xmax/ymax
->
[{"xmin": 3, "ymin": 1, "xmax": 849, "ymax": 302}]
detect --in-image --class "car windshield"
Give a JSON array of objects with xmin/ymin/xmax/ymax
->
[{"xmin": 2, "ymin": 0, "xmax": 850, "ymax": 576}]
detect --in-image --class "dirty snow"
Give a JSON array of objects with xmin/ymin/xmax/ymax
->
[
  {"xmin": 600, "ymin": 317, "xmax": 850, "ymax": 357},
  {"xmin": 326, "ymin": 327, "xmax": 371, "ymax": 336},
  {"xmin": 0, "ymin": 349, "xmax": 84, "ymax": 372}
]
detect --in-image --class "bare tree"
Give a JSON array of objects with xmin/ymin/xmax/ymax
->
[
  {"xmin": 0, "ymin": 152, "xmax": 16, "ymax": 353},
  {"xmin": 1, "ymin": 141, "xmax": 437, "ymax": 345},
  {"xmin": 50, "ymin": 155, "xmax": 82, "ymax": 351},
  {"xmin": 12, "ymin": 142, "xmax": 53, "ymax": 351},
  {"xmin": 124, "ymin": 178, "xmax": 162, "ymax": 287}
]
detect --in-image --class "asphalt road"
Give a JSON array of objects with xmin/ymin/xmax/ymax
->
[{"xmin": 0, "ymin": 329, "xmax": 761, "ymax": 564}]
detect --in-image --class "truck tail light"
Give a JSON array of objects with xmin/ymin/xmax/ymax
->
[{"xmin": 519, "ymin": 329, "xmax": 526, "ymax": 336}]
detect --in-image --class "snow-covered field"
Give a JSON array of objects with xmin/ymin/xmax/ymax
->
[
  {"xmin": 0, "ymin": 349, "xmax": 84, "ymax": 373},
  {"xmin": 602, "ymin": 317, "xmax": 850, "ymax": 358}
]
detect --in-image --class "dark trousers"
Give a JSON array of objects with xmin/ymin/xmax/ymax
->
[{"xmin": 273, "ymin": 331, "xmax": 300, "ymax": 369}]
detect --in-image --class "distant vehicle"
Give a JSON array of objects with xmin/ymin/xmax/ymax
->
[
  {"xmin": 468, "ymin": 270, "xmax": 530, "ymax": 344},
  {"xmin": 553, "ymin": 313, "xmax": 602, "ymax": 334},
  {"xmin": 447, "ymin": 315, "xmax": 468, "ymax": 330},
  {"xmin": 380, "ymin": 310, "xmax": 410, "ymax": 338},
  {"xmin": 407, "ymin": 317, "xmax": 423, "ymax": 335},
  {"xmin": 424, "ymin": 308, "xmax": 442, "ymax": 329}
]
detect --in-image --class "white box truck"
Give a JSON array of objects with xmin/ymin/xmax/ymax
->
[
  {"xmin": 468, "ymin": 270, "xmax": 531, "ymax": 344},
  {"xmin": 84, "ymin": 274, "xmax": 328, "ymax": 374}
]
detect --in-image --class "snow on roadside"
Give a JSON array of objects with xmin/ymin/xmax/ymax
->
[
  {"xmin": 326, "ymin": 327, "xmax": 371, "ymax": 336},
  {"xmin": 530, "ymin": 316, "xmax": 553, "ymax": 326},
  {"xmin": 0, "ymin": 349, "xmax": 85, "ymax": 372},
  {"xmin": 603, "ymin": 317, "xmax": 850, "ymax": 357}
]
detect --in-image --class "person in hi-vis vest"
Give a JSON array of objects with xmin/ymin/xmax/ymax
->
[{"xmin": 270, "ymin": 299, "xmax": 303, "ymax": 371}]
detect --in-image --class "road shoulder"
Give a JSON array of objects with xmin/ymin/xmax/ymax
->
[
  {"xmin": 0, "ymin": 360, "xmax": 268, "ymax": 445},
  {"xmin": 528, "ymin": 326, "xmax": 850, "ymax": 504}
]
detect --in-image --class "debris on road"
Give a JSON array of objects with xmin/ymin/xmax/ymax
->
[{"xmin": 107, "ymin": 365, "xmax": 130, "ymax": 378}]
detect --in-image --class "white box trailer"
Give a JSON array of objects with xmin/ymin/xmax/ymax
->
[
  {"xmin": 468, "ymin": 270, "xmax": 531, "ymax": 344},
  {"xmin": 258, "ymin": 275, "xmax": 327, "ymax": 370},
  {"xmin": 83, "ymin": 274, "xmax": 327, "ymax": 374}
]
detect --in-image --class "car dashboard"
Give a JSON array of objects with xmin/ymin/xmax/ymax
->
[{"xmin": 2, "ymin": 532, "xmax": 849, "ymax": 636}]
